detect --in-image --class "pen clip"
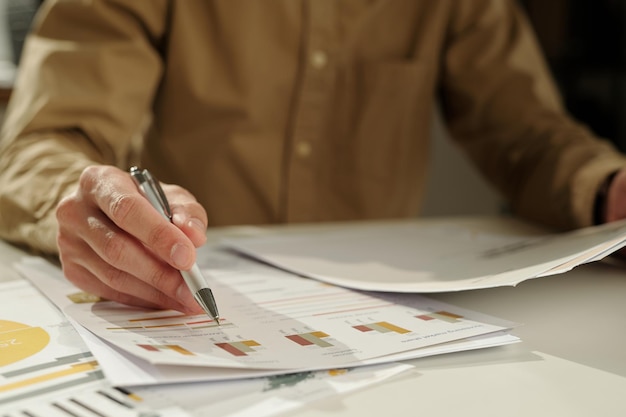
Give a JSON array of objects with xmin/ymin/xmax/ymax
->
[
  {"xmin": 130, "ymin": 166, "xmax": 172, "ymax": 220},
  {"xmin": 144, "ymin": 170, "xmax": 172, "ymax": 219}
]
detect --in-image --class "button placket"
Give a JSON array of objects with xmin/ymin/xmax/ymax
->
[{"xmin": 283, "ymin": 1, "xmax": 336, "ymax": 222}]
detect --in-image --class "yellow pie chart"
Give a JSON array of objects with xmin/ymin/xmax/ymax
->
[{"xmin": 0, "ymin": 320, "xmax": 50, "ymax": 367}]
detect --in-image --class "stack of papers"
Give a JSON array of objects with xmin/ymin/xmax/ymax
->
[
  {"xmin": 16, "ymin": 250, "xmax": 518, "ymax": 387},
  {"xmin": 0, "ymin": 279, "xmax": 413, "ymax": 417}
]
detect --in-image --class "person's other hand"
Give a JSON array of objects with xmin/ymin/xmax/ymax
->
[
  {"xmin": 56, "ymin": 165, "xmax": 208, "ymax": 314},
  {"xmin": 604, "ymin": 167, "xmax": 626, "ymax": 224}
]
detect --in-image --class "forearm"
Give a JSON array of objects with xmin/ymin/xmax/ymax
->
[
  {"xmin": 0, "ymin": 131, "xmax": 100, "ymax": 253},
  {"xmin": 442, "ymin": 0, "xmax": 626, "ymax": 230},
  {"xmin": 453, "ymin": 105, "xmax": 626, "ymax": 231}
]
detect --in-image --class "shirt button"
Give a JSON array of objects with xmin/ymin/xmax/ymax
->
[
  {"xmin": 310, "ymin": 50, "xmax": 328, "ymax": 69},
  {"xmin": 296, "ymin": 141, "xmax": 312, "ymax": 158}
]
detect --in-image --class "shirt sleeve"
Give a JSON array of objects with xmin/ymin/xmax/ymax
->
[
  {"xmin": 0, "ymin": 0, "xmax": 168, "ymax": 253},
  {"xmin": 440, "ymin": 0, "xmax": 626, "ymax": 230}
]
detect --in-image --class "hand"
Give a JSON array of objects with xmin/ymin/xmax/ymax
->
[
  {"xmin": 56, "ymin": 165, "xmax": 208, "ymax": 314},
  {"xmin": 603, "ymin": 167, "xmax": 626, "ymax": 224}
]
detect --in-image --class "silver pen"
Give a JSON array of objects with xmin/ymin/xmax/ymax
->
[{"xmin": 129, "ymin": 166, "xmax": 220, "ymax": 323}]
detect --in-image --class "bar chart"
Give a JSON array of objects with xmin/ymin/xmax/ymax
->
[
  {"xmin": 215, "ymin": 340, "xmax": 262, "ymax": 357},
  {"xmin": 352, "ymin": 321, "xmax": 411, "ymax": 335},
  {"xmin": 416, "ymin": 311, "xmax": 463, "ymax": 323},
  {"xmin": 137, "ymin": 344, "xmax": 195, "ymax": 356},
  {"xmin": 104, "ymin": 312, "xmax": 229, "ymax": 332},
  {"xmin": 285, "ymin": 331, "xmax": 333, "ymax": 348}
]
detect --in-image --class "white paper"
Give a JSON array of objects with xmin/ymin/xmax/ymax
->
[{"xmin": 220, "ymin": 220, "xmax": 626, "ymax": 292}]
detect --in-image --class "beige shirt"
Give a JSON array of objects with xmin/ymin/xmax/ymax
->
[{"xmin": 1, "ymin": 0, "xmax": 626, "ymax": 254}]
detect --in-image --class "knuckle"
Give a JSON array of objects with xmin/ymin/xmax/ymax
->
[
  {"xmin": 81, "ymin": 164, "xmax": 101, "ymax": 177},
  {"xmin": 78, "ymin": 166, "xmax": 100, "ymax": 191},
  {"xmin": 145, "ymin": 222, "xmax": 174, "ymax": 253},
  {"xmin": 107, "ymin": 192, "xmax": 139, "ymax": 223},
  {"xmin": 99, "ymin": 229, "xmax": 126, "ymax": 264},
  {"xmin": 56, "ymin": 230, "xmax": 71, "ymax": 252},
  {"xmin": 55, "ymin": 194, "xmax": 78, "ymax": 223},
  {"xmin": 100, "ymin": 264, "xmax": 128, "ymax": 291}
]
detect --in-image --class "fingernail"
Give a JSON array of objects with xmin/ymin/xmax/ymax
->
[
  {"xmin": 176, "ymin": 283, "xmax": 192, "ymax": 302},
  {"xmin": 171, "ymin": 243, "xmax": 192, "ymax": 269},
  {"xmin": 189, "ymin": 217, "xmax": 206, "ymax": 234},
  {"xmin": 172, "ymin": 212, "xmax": 187, "ymax": 227}
]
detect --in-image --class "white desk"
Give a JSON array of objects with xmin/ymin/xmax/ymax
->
[{"xmin": 2, "ymin": 217, "xmax": 625, "ymax": 416}]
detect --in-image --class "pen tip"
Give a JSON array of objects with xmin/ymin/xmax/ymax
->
[{"xmin": 194, "ymin": 288, "xmax": 220, "ymax": 324}]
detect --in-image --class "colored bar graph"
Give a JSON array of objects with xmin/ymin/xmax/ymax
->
[
  {"xmin": 106, "ymin": 315, "xmax": 227, "ymax": 331},
  {"xmin": 128, "ymin": 314, "xmax": 188, "ymax": 322},
  {"xmin": 416, "ymin": 311, "xmax": 463, "ymax": 323},
  {"xmin": 137, "ymin": 344, "xmax": 195, "ymax": 356},
  {"xmin": 286, "ymin": 331, "xmax": 333, "ymax": 347},
  {"xmin": 215, "ymin": 340, "xmax": 261, "ymax": 357},
  {"xmin": 352, "ymin": 321, "xmax": 410, "ymax": 334},
  {"xmin": 0, "ymin": 361, "xmax": 99, "ymax": 393}
]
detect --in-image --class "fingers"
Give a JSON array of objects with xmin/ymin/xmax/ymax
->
[
  {"xmin": 80, "ymin": 167, "xmax": 199, "ymax": 270},
  {"xmin": 62, "ymin": 260, "xmax": 173, "ymax": 311},
  {"xmin": 58, "ymin": 197, "xmax": 199, "ymax": 314},
  {"xmin": 165, "ymin": 183, "xmax": 208, "ymax": 247},
  {"xmin": 56, "ymin": 165, "xmax": 208, "ymax": 313}
]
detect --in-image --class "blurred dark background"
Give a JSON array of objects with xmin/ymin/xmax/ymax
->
[{"xmin": 521, "ymin": 0, "xmax": 626, "ymax": 151}]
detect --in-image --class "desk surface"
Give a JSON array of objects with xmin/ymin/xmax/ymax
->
[{"xmin": 1, "ymin": 216, "xmax": 625, "ymax": 416}]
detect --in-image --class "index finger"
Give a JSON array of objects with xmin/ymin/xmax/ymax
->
[{"xmin": 82, "ymin": 166, "xmax": 197, "ymax": 271}]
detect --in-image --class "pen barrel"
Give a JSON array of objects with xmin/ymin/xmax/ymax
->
[
  {"xmin": 138, "ymin": 183, "xmax": 171, "ymax": 221},
  {"xmin": 179, "ymin": 264, "xmax": 206, "ymax": 293}
]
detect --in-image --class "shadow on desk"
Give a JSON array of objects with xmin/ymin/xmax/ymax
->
[{"xmin": 408, "ymin": 342, "xmax": 543, "ymax": 371}]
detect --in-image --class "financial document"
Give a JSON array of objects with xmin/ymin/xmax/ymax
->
[
  {"xmin": 0, "ymin": 280, "xmax": 171, "ymax": 416},
  {"xmin": 16, "ymin": 248, "xmax": 517, "ymax": 385},
  {"xmin": 0, "ymin": 280, "xmax": 414, "ymax": 416}
]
